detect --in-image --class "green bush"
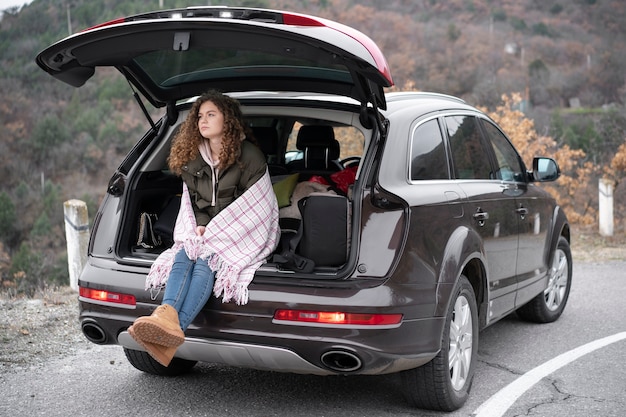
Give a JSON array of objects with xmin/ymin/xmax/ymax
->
[
  {"xmin": 532, "ymin": 22, "xmax": 552, "ymax": 38},
  {"xmin": 550, "ymin": 4, "xmax": 563, "ymax": 14},
  {"xmin": 42, "ymin": 181, "xmax": 63, "ymax": 222},
  {"xmin": 510, "ymin": 17, "xmax": 527, "ymax": 31},
  {"xmin": 0, "ymin": 192, "xmax": 17, "ymax": 245},
  {"xmin": 48, "ymin": 254, "xmax": 70, "ymax": 287},
  {"xmin": 73, "ymin": 108, "xmax": 101, "ymax": 142},
  {"xmin": 31, "ymin": 212, "xmax": 52, "ymax": 237},
  {"xmin": 492, "ymin": 9, "xmax": 507, "ymax": 22},
  {"xmin": 31, "ymin": 115, "xmax": 71, "ymax": 159},
  {"xmin": 98, "ymin": 76, "xmax": 130, "ymax": 102},
  {"xmin": 9, "ymin": 243, "xmax": 44, "ymax": 296}
]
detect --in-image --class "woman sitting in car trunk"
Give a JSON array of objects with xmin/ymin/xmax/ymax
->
[{"xmin": 128, "ymin": 90, "xmax": 280, "ymax": 367}]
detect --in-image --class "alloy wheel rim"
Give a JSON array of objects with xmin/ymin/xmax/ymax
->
[
  {"xmin": 544, "ymin": 248, "xmax": 568, "ymax": 311},
  {"xmin": 448, "ymin": 295, "xmax": 473, "ymax": 391}
]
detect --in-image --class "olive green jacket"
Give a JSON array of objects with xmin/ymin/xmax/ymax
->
[{"xmin": 180, "ymin": 140, "xmax": 267, "ymax": 226}]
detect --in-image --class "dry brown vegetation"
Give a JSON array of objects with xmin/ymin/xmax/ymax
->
[{"xmin": 485, "ymin": 93, "xmax": 598, "ymax": 226}]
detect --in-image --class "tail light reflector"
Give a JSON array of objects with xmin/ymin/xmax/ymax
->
[
  {"xmin": 79, "ymin": 287, "xmax": 136, "ymax": 306},
  {"xmin": 274, "ymin": 309, "xmax": 402, "ymax": 326}
]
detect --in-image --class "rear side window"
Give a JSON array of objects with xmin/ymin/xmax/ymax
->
[
  {"xmin": 480, "ymin": 120, "xmax": 525, "ymax": 182},
  {"xmin": 410, "ymin": 119, "xmax": 449, "ymax": 180},
  {"xmin": 445, "ymin": 115, "xmax": 492, "ymax": 180}
]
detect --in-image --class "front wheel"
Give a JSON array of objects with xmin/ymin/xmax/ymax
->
[
  {"xmin": 124, "ymin": 348, "xmax": 197, "ymax": 376},
  {"xmin": 517, "ymin": 236, "xmax": 572, "ymax": 323},
  {"xmin": 401, "ymin": 275, "xmax": 478, "ymax": 411}
]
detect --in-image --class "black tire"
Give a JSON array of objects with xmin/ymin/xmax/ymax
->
[
  {"xmin": 401, "ymin": 275, "xmax": 478, "ymax": 411},
  {"xmin": 517, "ymin": 236, "xmax": 572, "ymax": 323},
  {"xmin": 123, "ymin": 348, "xmax": 197, "ymax": 376}
]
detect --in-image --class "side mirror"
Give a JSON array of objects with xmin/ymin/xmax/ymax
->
[{"xmin": 531, "ymin": 157, "xmax": 560, "ymax": 182}]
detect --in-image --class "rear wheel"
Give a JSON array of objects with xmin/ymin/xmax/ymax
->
[
  {"xmin": 401, "ymin": 275, "xmax": 478, "ymax": 411},
  {"xmin": 517, "ymin": 236, "xmax": 572, "ymax": 323},
  {"xmin": 123, "ymin": 348, "xmax": 197, "ymax": 376}
]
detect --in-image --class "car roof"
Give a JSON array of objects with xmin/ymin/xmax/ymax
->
[
  {"xmin": 36, "ymin": 6, "xmax": 393, "ymax": 110},
  {"xmin": 382, "ymin": 91, "xmax": 480, "ymax": 117},
  {"xmin": 386, "ymin": 91, "xmax": 469, "ymax": 109}
]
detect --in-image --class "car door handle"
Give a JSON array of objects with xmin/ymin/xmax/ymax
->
[{"xmin": 473, "ymin": 210, "xmax": 489, "ymax": 227}]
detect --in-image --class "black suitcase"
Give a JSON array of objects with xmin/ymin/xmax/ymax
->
[{"xmin": 298, "ymin": 193, "xmax": 349, "ymax": 266}]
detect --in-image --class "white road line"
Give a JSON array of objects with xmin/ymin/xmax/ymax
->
[{"xmin": 472, "ymin": 332, "xmax": 626, "ymax": 417}]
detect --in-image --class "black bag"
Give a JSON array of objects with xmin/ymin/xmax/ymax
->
[
  {"xmin": 273, "ymin": 216, "xmax": 315, "ymax": 273},
  {"xmin": 298, "ymin": 193, "xmax": 349, "ymax": 266},
  {"xmin": 153, "ymin": 195, "xmax": 181, "ymax": 247},
  {"xmin": 136, "ymin": 212, "xmax": 161, "ymax": 249},
  {"xmin": 273, "ymin": 193, "xmax": 349, "ymax": 271}
]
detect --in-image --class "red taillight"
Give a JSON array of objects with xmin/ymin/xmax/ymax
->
[
  {"xmin": 274, "ymin": 309, "xmax": 402, "ymax": 326},
  {"xmin": 282, "ymin": 13, "xmax": 325, "ymax": 27},
  {"xmin": 79, "ymin": 287, "xmax": 136, "ymax": 306},
  {"xmin": 80, "ymin": 17, "xmax": 126, "ymax": 32}
]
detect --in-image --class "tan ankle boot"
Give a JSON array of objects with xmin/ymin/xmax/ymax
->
[
  {"xmin": 129, "ymin": 304, "xmax": 185, "ymax": 348},
  {"xmin": 128, "ymin": 325, "xmax": 177, "ymax": 367}
]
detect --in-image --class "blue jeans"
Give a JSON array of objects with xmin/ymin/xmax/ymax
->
[{"xmin": 162, "ymin": 249, "xmax": 216, "ymax": 331}]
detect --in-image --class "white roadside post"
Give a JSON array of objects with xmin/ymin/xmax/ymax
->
[
  {"xmin": 63, "ymin": 199, "xmax": 89, "ymax": 291},
  {"xmin": 598, "ymin": 178, "xmax": 614, "ymax": 237}
]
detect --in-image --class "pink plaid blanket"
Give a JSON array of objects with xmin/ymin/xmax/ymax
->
[{"xmin": 145, "ymin": 170, "xmax": 280, "ymax": 305}]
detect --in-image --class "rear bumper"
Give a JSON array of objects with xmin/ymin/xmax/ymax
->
[
  {"xmin": 119, "ymin": 331, "xmax": 330, "ymax": 374},
  {"xmin": 78, "ymin": 260, "xmax": 445, "ymax": 375},
  {"xmin": 116, "ymin": 317, "xmax": 443, "ymax": 375},
  {"xmin": 81, "ymin": 298, "xmax": 443, "ymax": 375}
]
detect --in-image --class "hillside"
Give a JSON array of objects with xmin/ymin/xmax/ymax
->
[{"xmin": 1, "ymin": 0, "xmax": 625, "ymax": 292}]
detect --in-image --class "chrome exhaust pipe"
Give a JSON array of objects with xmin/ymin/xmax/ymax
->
[
  {"xmin": 320, "ymin": 350, "xmax": 362, "ymax": 372},
  {"xmin": 81, "ymin": 320, "xmax": 107, "ymax": 344}
]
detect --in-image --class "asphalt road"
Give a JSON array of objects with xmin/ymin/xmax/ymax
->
[{"xmin": 1, "ymin": 261, "xmax": 625, "ymax": 417}]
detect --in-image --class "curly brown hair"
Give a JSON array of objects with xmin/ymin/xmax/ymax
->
[{"xmin": 168, "ymin": 90, "xmax": 246, "ymax": 174}]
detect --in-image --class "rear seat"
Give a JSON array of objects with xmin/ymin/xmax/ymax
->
[
  {"xmin": 251, "ymin": 126, "xmax": 288, "ymax": 176},
  {"xmin": 286, "ymin": 125, "xmax": 342, "ymax": 180}
]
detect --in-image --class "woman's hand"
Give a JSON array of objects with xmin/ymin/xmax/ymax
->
[{"xmin": 195, "ymin": 225, "xmax": 206, "ymax": 236}]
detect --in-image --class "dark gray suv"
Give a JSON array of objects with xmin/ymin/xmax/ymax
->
[{"xmin": 37, "ymin": 6, "xmax": 571, "ymax": 411}]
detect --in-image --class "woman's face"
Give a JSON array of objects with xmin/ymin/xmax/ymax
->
[{"xmin": 197, "ymin": 100, "xmax": 225, "ymax": 141}]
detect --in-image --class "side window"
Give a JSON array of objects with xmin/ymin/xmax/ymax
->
[
  {"xmin": 445, "ymin": 115, "xmax": 492, "ymax": 179},
  {"xmin": 410, "ymin": 119, "xmax": 449, "ymax": 180},
  {"xmin": 481, "ymin": 120, "xmax": 524, "ymax": 182}
]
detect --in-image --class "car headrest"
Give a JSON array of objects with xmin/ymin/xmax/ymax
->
[
  {"xmin": 251, "ymin": 126, "xmax": 279, "ymax": 156},
  {"xmin": 296, "ymin": 125, "xmax": 336, "ymax": 149}
]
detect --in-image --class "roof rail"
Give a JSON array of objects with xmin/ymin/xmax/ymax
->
[{"xmin": 385, "ymin": 91, "xmax": 466, "ymax": 104}]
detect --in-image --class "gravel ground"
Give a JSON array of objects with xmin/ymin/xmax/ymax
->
[
  {"xmin": 0, "ymin": 287, "xmax": 88, "ymax": 372},
  {"xmin": 0, "ymin": 227, "xmax": 624, "ymax": 372}
]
